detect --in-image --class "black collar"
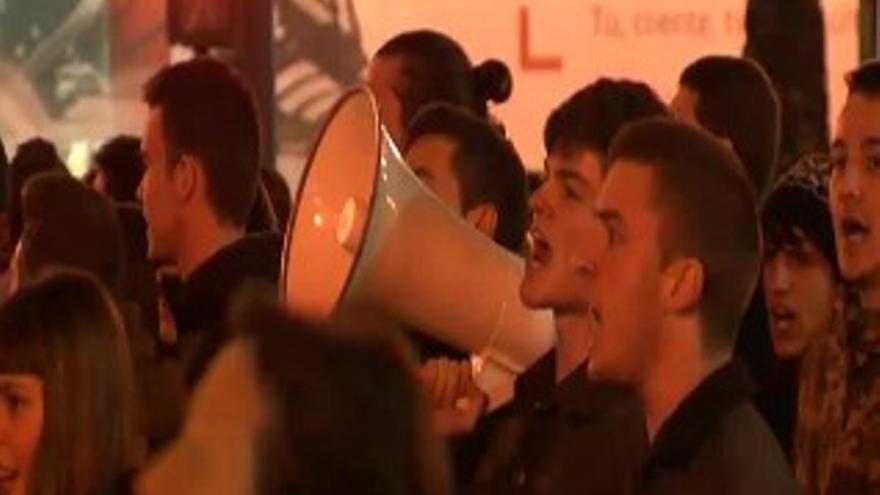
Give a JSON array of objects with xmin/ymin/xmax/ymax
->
[
  {"xmin": 644, "ymin": 359, "xmax": 755, "ymax": 469},
  {"xmin": 517, "ymin": 351, "xmax": 634, "ymax": 420},
  {"xmin": 175, "ymin": 232, "xmax": 282, "ymax": 333}
]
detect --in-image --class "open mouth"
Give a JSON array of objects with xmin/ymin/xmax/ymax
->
[
  {"xmin": 840, "ymin": 216, "xmax": 870, "ymax": 244},
  {"xmin": 770, "ymin": 305, "xmax": 797, "ymax": 330},
  {"xmin": 527, "ymin": 228, "xmax": 553, "ymax": 268}
]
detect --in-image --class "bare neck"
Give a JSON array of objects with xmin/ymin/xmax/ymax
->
[
  {"xmin": 640, "ymin": 320, "xmax": 728, "ymax": 442},
  {"xmin": 553, "ymin": 310, "xmax": 593, "ymax": 383}
]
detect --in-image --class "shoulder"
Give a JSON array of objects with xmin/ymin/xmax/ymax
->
[{"xmin": 705, "ymin": 403, "xmax": 799, "ymax": 494}]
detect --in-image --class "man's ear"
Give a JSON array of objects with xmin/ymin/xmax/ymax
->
[
  {"xmin": 464, "ymin": 203, "xmax": 498, "ymax": 239},
  {"xmin": 660, "ymin": 258, "xmax": 704, "ymax": 313},
  {"xmin": 174, "ymin": 154, "xmax": 199, "ymax": 201}
]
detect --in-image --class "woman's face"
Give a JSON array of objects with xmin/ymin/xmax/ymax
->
[{"xmin": 0, "ymin": 374, "xmax": 44, "ymax": 495}]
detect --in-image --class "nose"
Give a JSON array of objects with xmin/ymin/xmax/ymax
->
[
  {"xmin": 529, "ymin": 181, "xmax": 551, "ymax": 219},
  {"xmin": 136, "ymin": 177, "xmax": 145, "ymax": 203},
  {"xmin": 766, "ymin": 257, "xmax": 791, "ymax": 294},
  {"xmin": 835, "ymin": 161, "xmax": 863, "ymax": 203}
]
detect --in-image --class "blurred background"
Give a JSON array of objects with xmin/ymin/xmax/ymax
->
[{"xmin": 0, "ymin": 0, "xmax": 869, "ymax": 184}]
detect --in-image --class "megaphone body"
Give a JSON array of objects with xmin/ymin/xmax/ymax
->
[{"xmin": 282, "ymin": 87, "xmax": 555, "ymax": 406}]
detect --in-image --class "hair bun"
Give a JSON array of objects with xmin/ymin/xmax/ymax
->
[{"xmin": 472, "ymin": 59, "xmax": 513, "ymax": 104}]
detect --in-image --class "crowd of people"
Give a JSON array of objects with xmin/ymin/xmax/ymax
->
[{"xmin": 0, "ymin": 27, "xmax": 876, "ymax": 495}]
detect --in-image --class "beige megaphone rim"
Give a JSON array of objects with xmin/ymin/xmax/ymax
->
[{"xmin": 280, "ymin": 86, "xmax": 383, "ymax": 319}]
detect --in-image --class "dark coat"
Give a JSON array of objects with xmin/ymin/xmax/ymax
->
[
  {"xmin": 145, "ymin": 232, "xmax": 282, "ymax": 450},
  {"xmin": 638, "ymin": 360, "xmax": 799, "ymax": 495},
  {"xmin": 170, "ymin": 232, "xmax": 283, "ymax": 388},
  {"xmin": 465, "ymin": 352, "xmax": 647, "ymax": 495}
]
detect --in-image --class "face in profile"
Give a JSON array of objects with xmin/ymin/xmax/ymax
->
[
  {"xmin": 405, "ymin": 134, "xmax": 464, "ymax": 212},
  {"xmin": 0, "ymin": 374, "xmax": 43, "ymax": 495},
  {"xmin": 138, "ymin": 109, "xmax": 182, "ymax": 267},
  {"xmin": 520, "ymin": 149, "xmax": 604, "ymax": 312},
  {"xmin": 136, "ymin": 340, "xmax": 267, "ymax": 495},
  {"xmin": 589, "ymin": 161, "xmax": 664, "ymax": 385},
  {"xmin": 367, "ymin": 55, "xmax": 407, "ymax": 147},
  {"xmin": 763, "ymin": 228, "xmax": 838, "ymax": 359},
  {"xmin": 830, "ymin": 93, "xmax": 880, "ymax": 289}
]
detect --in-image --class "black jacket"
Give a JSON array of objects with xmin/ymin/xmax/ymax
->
[
  {"xmin": 466, "ymin": 352, "xmax": 647, "ymax": 495},
  {"xmin": 638, "ymin": 360, "xmax": 799, "ymax": 495},
  {"xmin": 143, "ymin": 232, "xmax": 282, "ymax": 452},
  {"xmin": 171, "ymin": 232, "xmax": 283, "ymax": 388}
]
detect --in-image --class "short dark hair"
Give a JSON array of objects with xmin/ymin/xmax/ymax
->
[
  {"xmin": 228, "ymin": 295, "xmax": 445, "ymax": 495},
  {"xmin": 846, "ymin": 59, "xmax": 880, "ymax": 96},
  {"xmin": 7, "ymin": 137, "xmax": 69, "ymax": 246},
  {"xmin": 376, "ymin": 30, "xmax": 511, "ymax": 129},
  {"xmin": 94, "ymin": 135, "xmax": 144, "ymax": 204},
  {"xmin": 143, "ymin": 57, "xmax": 260, "ymax": 227},
  {"xmin": 406, "ymin": 103, "xmax": 528, "ymax": 252},
  {"xmin": 20, "ymin": 173, "xmax": 126, "ymax": 295},
  {"xmin": 544, "ymin": 78, "xmax": 668, "ymax": 156},
  {"xmin": 680, "ymin": 56, "xmax": 781, "ymax": 202},
  {"xmin": 607, "ymin": 119, "xmax": 761, "ymax": 352}
]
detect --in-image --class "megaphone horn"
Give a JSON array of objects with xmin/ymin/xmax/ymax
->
[{"xmin": 281, "ymin": 87, "xmax": 555, "ymax": 406}]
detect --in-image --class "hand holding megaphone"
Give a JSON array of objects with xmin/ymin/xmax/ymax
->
[{"xmin": 420, "ymin": 358, "xmax": 488, "ymax": 436}]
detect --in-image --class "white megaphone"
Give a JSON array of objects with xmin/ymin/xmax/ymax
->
[{"xmin": 281, "ymin": 87, "xmax": 554, "ymax": 407}]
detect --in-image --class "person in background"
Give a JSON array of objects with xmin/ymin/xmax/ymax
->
[
  {"xmin": 670, "ymin": 55, "xmax": 781, "ymax": 202},
  {"xmin": 367, "ymin": 29, "xmax": 511, "ymax": 146},
  {"xmin": 756, "ymin": 153, "xmax": 842, "ymax": 459},
  {"xmin": 402, "ymin": 103, "xmax": 529, "ymax": 362},
  {"xmin": 136, "ymin": 293, "xmax": 452, "ymax": 495},
  {"xmin": 671, "ymin": 55, "xmax": 783, "ymax": 415},
  {"xmin": 11, "ymin": 173, "xmax": 125, "ymax": 296},
  {"xmin": 405, "ymin": 103, "xmax": 528, "ymax": 253},
  {"xmin": 92, "ymin": 135, "xmax": 145, "ymax": 205},
  {"xmin": 3, "ymin": 138, "xmax": 69, "ymax": 270},
  {"xmin": 0, "ymin": 270, "xmax": 138, "ymax": 495},
  {"xmin": 797, "ymin": 58, "xmax": 880, "ymax": 495}
]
